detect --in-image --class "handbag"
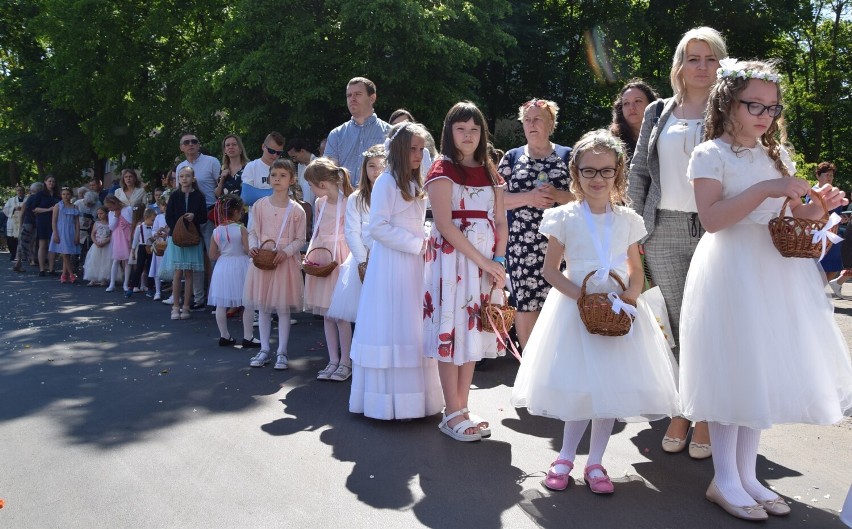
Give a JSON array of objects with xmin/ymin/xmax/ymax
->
[{"xmin": 172, "ymin": 218, "xmax": 200, "ymax": 247}]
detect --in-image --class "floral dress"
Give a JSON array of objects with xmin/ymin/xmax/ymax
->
[
  {"xmin": 423, "ymin": 159, "xmax": 506, "ymax": 365},
  {"xmin": 497, "ymin": 146, "xmax": 570, "ymax": 312}
]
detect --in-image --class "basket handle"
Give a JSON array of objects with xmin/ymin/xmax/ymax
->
[
  {"xmin": 580, "ymin": 269, "xmax": 628, "ymax": 296},
  {"xmin": 305, "ymin": 247, "xmax": 333, "ymax": 261},
  {"xmin": 780, "ymin": 191, "xmax": 829, "ymax": 223},
  {"xmin": 488, "ymin": 283, "xmax": 507, "ymax": 306},
  {"xmin": 258, "ymin": 239, "xmax": 277, "ymax": 250}
]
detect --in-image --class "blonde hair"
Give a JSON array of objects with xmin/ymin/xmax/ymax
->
[
  {"xmin": 517, "ymin": 98, "xmax": 560, "ymax": 134},
  {"xmin": 568, "ymin": 129, "xmax": 629, "ymax": 205},
  {"xmin": 670, "ymin": 27, "xmax": 728, "ymax": 103},
  {"xmin": 386, "ymin": 122, "xmax": 427, "ymax": 202},
  {"xmin": 304, "ymin": 158, "xmax": 354, "ymax": 197},
  {"xmin": 704, "ymin": 59, "xmax": 790, "ymax": 177}
]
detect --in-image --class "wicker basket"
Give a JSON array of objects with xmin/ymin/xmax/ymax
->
[
  {"xmin": 481, "ymin": 285, "xmax": 517, "ymax": 334},
  {"xmin": 153, "ymin": 237, "xmax": 168, "ymax": 257},
  {"xmin": 303, "ymin": 247, "xmax": 338, "ymax": 277},
  {"xmin": 253, "ymin": 240, "xmax": 278, "ymax": 271},
  {"xmin": 357, "ymin": 259, "xmax": 368, "ymax": 283},
  {"xmin": 768, "ymin": 193, "xmax": 836, "ymax": 258},
  {"xmin": 577, "ymin": 270, "xmax": 636, "ymax": 337}
]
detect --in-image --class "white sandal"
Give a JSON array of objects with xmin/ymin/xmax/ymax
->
[
  {"xmin": 463, "ymin": 408, "xmax": 491, "ymax": 438},
  {"xmin": 439, "ymin": 409, "xmax": 481, "ymax": 442}
]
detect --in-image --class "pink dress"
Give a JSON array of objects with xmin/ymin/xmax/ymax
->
[
  {"xmin": 304, "ymin": 194, "xmax": 350, "ymax": 315},
  {"xmin": 109, "ymin": 208, "xmax": 132, "ymax": 261},
  {"xmin": 242, "ymin": 197, "xmax": 307, "ymax": 314}
]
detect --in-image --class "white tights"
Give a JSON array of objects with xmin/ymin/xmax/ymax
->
[
  {"xmin": 323, "ymin": 317, "xmax": 352, "ymax": 366},
  {"xmin": 215, "ymin": 307, "xmax": 254, "ymax": 342},
  {"xmin": 708, "ymin": 422, "xmax": 777, "ymax": 506},
  {"xmin": 108, "ymin": 260, "xmax": 128, "ymax": 290},
  {"xmin": 554, "ymin": 418, "xmax": 615, "ymax": 478},
  {"xmin": 257, "ymin": 311, "xmax": 291, "ymax": 354}
]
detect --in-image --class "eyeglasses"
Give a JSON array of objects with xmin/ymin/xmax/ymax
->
[
  {"xmin": 522, "ymin": 99, "xmax": 548, "ymax": 109},
  {"xmin": 181, "ymin": 138, "xmax": 199, "ymax": 146},
  {"xmin": 578, "ymin": 167, "xmax": 617, "ymax": 179},
  {"xmin": 264, "ymin": 144, "xmax": 284, "ymax": 157},
  {"xmin": 739, "ymin": 100, "xmax": 784, "ymax": 118}
]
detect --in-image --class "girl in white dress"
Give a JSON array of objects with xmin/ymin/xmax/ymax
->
[
  {"xmin": 327, "ymin": 144, "xmax": 384, "ymax": 324},
  {"xmin": 680, "ymin": 59, "xmax": 852, "ymax": 521},
  {"xmin": 511, "ymin": 129, "xmax": 679, "ymax": 494},
  {"xmin": 349, "ymin": 122, "xmax": 443, "ymax": 420},
  {"xmin": 423, "ymin": 102, "xmax": 509, "ymax": 442},
  {"xmin": 83, "ymin": 206, "xmax": 112, "ymax": 285},
  {"xmin": 208, "ymin": 194, "xmax": 255, "ymax": 347}
]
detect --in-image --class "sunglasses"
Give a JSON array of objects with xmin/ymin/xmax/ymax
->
[
  {"xmin": 523, "ymin": 99, "xmax": 548, "ymax": 109},
  {"xmin": 264, "ymin": 144, "xmax": 284, "ymax": 157},
  {"xmin": 181, "ymin": 138, "xmax": 200, "ymax": 146},
  {"xmin": 739, "ymin": 100, "xmax": 784, "ymax": 118}
]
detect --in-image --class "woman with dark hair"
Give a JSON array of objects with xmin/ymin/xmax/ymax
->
[
  {"xmin": 33, "ymin": 175, "xmax": 60, "ymax": 276},
  {"xmin": 609, "ymin": 79, "xmax": 659, "ymax": 158}
]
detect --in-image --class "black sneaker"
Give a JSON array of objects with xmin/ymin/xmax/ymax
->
[
  {"xmin": 38, "ymin": 270, "xmax": 46, "ymax": 277},
  {"xmin": 189, "ymin": 301, "xmax": 207, "ymax": 312},
  {"xmin": 218, "ymin": 336, "xmax": 237, "ymax": 347},
  {"xmin": 241, "ymin": 337, "xmax": 261, "ymax": 349}
]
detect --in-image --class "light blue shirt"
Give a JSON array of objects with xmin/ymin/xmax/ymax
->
[
  {"xmin": 325, "ymin": 113, "xmax": 390, "ymax": 187},
  {"xmin": 177, "ymin": 154, "xmax": 221, "ymax": 207}
]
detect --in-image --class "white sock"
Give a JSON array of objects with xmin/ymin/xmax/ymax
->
[
  {"xmin": 323, "ymin": 317, "xmax": 341, "ymax": 364},
  {"xmin": 154, "ymin": 277, "xmax": 161, "ymax": 295},
  {"xmin": 708, "ymin": 422, "xmax": 757, "ymax": 506},
  {"xmin": 108, "ymin": 260, "xmax": 120, "ymax": 288},
  {"xmin": 586, "ymin": 419, "xmax": 615, "ymax": 478},
  {"xmin": 737, "ymin": 426, "xmax": 776, "ymax": 501},
  {"xmin": 276, "ymin": 313, "xmax": 291, "ymax": 355},
  {"xmin": 215, "ymin": 306, "xmax": 229, "ymax": 339},
  {"xmin": 555, "ymin": 420, "xmax": 589, "ymax": 474},
  {"xmin": 258, "ymin": 310, "xmax": 272, "ymax": 351}
]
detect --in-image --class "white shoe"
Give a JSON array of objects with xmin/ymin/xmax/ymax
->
[
  {"xmin": 829, "ymin": 279, "xmax": 849, "ymax": 299},
  {"xmin": 153, "ymin": 293, "xmax": 161, "ymax": 301},
  {"xmin": 250, "ymin": 351, "xmax": 271, "ymax": 368},
  {"xmin": 105, "ymin": 286, "xmax": 115, "ymax": 292},
  {"xmin": 274, "ymin": 354, "xmax": 289, "ymax": 370},
  {"xmin": 162, "ymin": 296, "xmax": 174, "ymax": 305}
]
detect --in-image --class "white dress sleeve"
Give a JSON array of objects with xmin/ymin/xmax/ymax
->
[
  {"xmin": 538, "ymin": 206, "xmax": 568, "ymax": 246},
  {"xmin": 369, "ymin": 173, "xmax": 424, "ymax": 255},
  {"xmin": 687, "ymin": 141, "xmax": 724, "ymax": 183},
  {"xmin": 344, "ymin": 193, "xmax": 369, "ymax": 263}
]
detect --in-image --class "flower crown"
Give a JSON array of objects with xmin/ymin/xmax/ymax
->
[
  {"xmin": 716, "ymin": 58, "xmax": 780, "ymax": 84},
  {"xmin": 383, "ymin": 122, "xmax": 410, "ymax": 152}
]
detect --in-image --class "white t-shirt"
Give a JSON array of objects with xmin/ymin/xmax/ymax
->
[
  {"xmin": 240, "ymin": 158, "xmax": 272, "ymax": 189},
  {"xmin": 297, "ymin": 154, "xmax": 317, "ymax": 206},
  {"xmin": 657, "ymin": 114, "xmax": 702, "ymax": 212}
]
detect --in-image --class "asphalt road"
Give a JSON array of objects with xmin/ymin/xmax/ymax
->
[{"xmin": 0, "ymin": 262, "xmax": 850, "ymax": 528}]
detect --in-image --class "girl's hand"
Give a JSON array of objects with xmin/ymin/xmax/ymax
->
[
  {"xmin": 481, "ymin": 260, "xmax": 506, "ymax": 289},
  {"xmin": 183, "ymin": 212, "xmax": 194, "ymax": 222},
  {"xmin": 273, "ymin": 250, "xmax": 286, "ymax": 266},
  {"xmin": 763, "ymin": 177, "xmax": 810, "ymax": 201},
  {"xmin": 53, "ymin": 234, "xmax": 60, "ymax": 244},
  {"xmin": 528, "ymin": 186, "xmax": 556, "ymax": 208},
  {"xmin": 249, "ymin": 247, "xmax": 259, "ymax": 258},
  {"xmin": 811, "ymin": 183, "xmax": 849, "ymax": 212}
]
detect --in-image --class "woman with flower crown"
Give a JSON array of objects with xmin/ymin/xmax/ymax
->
[{"xmin": 628, "ymin": 26, "xmax": 727, "ymax": 459}]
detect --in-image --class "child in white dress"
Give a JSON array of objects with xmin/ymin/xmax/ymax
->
[
  {"xmin": 327, "ymin": 144, "xmax": 384, "ymax": 324},
  {"xmin": 511, "ymin": 129, "xmax": 679, "ymax": 494},
  {"xmin": 349, "ymin": 122, "xmax": 443, "ymax": 420},
  {"xmin": 680, "ymin": 59, "xmax": 852, "ymax": 521},
  {"xmin": 83, "ymin": 206, "xmax": 112, "ymax": 285},
  {"xmin": 208, "ymin": 194, "xmax": 255, "ymax": 347}
]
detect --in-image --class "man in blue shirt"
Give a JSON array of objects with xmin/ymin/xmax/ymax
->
[{"xmin": 324, "ymin": 77, "xmax": 390, "ymax": 187}]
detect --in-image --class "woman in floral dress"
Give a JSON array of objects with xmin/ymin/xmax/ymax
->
[{"xmin": 497, "ymin": 98, "xmax": 574, "ymax": 350}]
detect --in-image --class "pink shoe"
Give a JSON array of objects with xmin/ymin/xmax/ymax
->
[
  {"xmin": 584, "ymin": 464, "xmax": 614, "ymax": 494},
  {"xmin": 544, "ymin": 459, "xmax": 573, "ymax": 491}
]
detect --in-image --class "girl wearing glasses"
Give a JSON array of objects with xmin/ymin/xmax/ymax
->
[
  {"xmin": 679, "ymin": 59, "xmax": 852, "ymax": 521},
  {"xmin": 628, "ymin": 26, "xmax": 727, "ymax": 460},
  {"xmin": 496, "ymin": 98, "xmax": 574, "ymax": 351},
  {"xmin": 512, "ymin": 129, "xmax": 678, "ymax": 495}
]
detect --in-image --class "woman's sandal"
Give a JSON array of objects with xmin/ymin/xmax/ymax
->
[
  {"xmin": 438, "ymin": 409, "xmax": 481, "ymax": 442},
  {"xmin": 462, "ymin": 408, "xmax": 491, "ymax": 438}
]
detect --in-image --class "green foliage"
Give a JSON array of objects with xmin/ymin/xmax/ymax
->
[{"xmin": 0, "ymin": 0, "xmax": 851, "ymax": 190}]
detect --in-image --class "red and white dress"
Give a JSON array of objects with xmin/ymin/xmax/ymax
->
[{"xmin": 423, "ymin": 158, "xmax": 506, "ymax": 365}]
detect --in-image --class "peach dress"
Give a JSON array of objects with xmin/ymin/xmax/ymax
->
[
  {"xmin": 242, "ymin": 197, "xmax": 306, "ymax": 314},
  {"xmin": 304, "ymin": 193, "xmax": 349, "ymax": 315}
]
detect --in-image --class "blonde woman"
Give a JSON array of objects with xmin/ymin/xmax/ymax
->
[{"xmin": 628, "ymin": 26, "xmax": 727, "ymax": 459}]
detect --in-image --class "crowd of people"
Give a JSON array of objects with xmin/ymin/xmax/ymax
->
[{"xmin": 4, "ymin": 25, "xmax": 852, "ymax": 525}]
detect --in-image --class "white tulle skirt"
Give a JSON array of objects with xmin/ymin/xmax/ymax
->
[
  {"xmin": 208, "ymin": 255, "xmax": 250, "ymax": 308},
  {"xmin": 326, "ymin": 253, "xmax": 363, "ymax": 323},
  {"xmin": 679, "ymin": 222, "xmax": 852, "ymax": 429}
]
